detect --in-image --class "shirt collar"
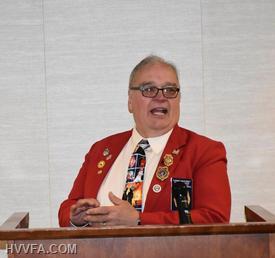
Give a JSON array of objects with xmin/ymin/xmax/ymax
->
[{"xmin": 131, "ymin": 128, "xmax": 173, "ymax": 154}]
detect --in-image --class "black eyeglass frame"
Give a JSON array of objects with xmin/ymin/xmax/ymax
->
[{"xmin": 129, "ymin": 85, "xmax": 180, "ymax": 99}]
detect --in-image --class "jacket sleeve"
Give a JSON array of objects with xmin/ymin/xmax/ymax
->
[
  {"xmin": 58, "ymin": 147, "xmax": 94, "ymax": 227},
  {"xmin": 190, "ymin": 141, "xmax": 231, "ymax": 223}
]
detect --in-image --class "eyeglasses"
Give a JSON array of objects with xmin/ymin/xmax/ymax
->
[{"xmin": 129, "ymin": 85, "xmax": 180, "ymax": 99}]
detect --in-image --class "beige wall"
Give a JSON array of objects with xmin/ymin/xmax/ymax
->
[{"xmin": 0, "ymin": 0, "xmax": 274, "ymax": 227}]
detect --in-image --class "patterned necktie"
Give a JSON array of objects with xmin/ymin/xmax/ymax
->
[{"xmin": 122, "ymin": 139, "xmax": 150, "ymax": 211}]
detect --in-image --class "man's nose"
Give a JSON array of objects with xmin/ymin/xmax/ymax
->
[{"xmin": 154, "ymin": 89, "xmax": 166, "ymax": 99}]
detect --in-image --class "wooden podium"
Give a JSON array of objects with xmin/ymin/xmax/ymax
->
[{"xmin": 1, "ymin": 206, "xmax": 275, "ymax": 258}]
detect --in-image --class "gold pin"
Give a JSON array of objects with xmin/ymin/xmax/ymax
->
[
  {"xmin": 172, "ymin": 149, "xmax": 180, "ymax": 155},
  {"xmin": 163, "ymin": 154, "xmax": 173, "ymax": 167},
  {"xmin": 106, "ymin": 154, "xmax": 112, "ymax": 160},
  {"xmin": 97, "ymin": 170, "xmax": 103, "ymax": 174},
  {"xmin": 103, "ymin": 148, "xmax": 110, "ymax": 157},
  {"xmin": 156, "ymin": 166, "xmax": 169, "ymax": 181},
  {"xmin": 97, "ymin": 160, "xmax": 105, "ymax": 169}
]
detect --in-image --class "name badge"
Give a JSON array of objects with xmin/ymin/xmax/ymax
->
[{"xmin": 171, "ymin": 178, "xmax": 192, "ymax": 211}]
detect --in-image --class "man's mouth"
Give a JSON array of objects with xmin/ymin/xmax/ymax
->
[{"xmin": 150, "ymin": 107, "xmax": 168, "ymax": 115}]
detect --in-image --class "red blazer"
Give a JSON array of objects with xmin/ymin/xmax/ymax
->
[{"xmin": 59, "ymin": 125, "xmax": 231, "ymax": 226}]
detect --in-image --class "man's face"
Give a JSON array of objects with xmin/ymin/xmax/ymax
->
[{"xmin": 128, "ymin": 62, "xmax": 180, "ymax": 138}]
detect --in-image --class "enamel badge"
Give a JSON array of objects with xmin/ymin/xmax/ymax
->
[
  {"xmin": 163, "ymin": 154, "xmax": 173, "ymax": 167},
  {"xmin": 153, "ymin": 184, "xmax": 162, "ymax": 193},
  {"xmin": 156, "ymin": 166, "xmax": 169, "ymax": 181}
]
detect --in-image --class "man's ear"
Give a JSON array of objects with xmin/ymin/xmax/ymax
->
[{"xmin": 128, "ymin": 91, "xmax": 133, "ymax": 113}]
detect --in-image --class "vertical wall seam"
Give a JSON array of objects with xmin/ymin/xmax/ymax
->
[
  {"xmin": 200, "ymin": 0, "xmax": 207, "ymax": 134},
  {"xmin": 41, "ymin": 0, "xmax": 52, "ymax": 226}
]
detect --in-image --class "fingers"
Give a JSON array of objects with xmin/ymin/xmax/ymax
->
[
  {"xmin": 81, "ymin": 204, "xmax": 112, "ymax": 225},
  {"xmin": 85, "ymin": 205, "xmax": 110, "ymax": 216},
  {"xmin": 86, "ymin": 202, "xmax": 139, "ymax": 226},
  {"xmin": 74, "ymin": 198, "xmax": 100, "ymax": 210},
  {"xmin": 108, "ymin": 191, "xmax": 123, "ymax": 206},
  {"xmin": 84, "ymin": 214, "xmax": 110, "ymax": 224},
  {"xmin": 70, "ymin": 198, "xmax": 100, "ymax": 215},
  {"xmin": 92, "ymin": 221, "xmax": 114, "ymax": 227},
  {"xmin": 70, "ymin": 196, "xmax": 139, "ymax": 227},
  {"xmin": 70, "ymin": 198, "xmax": 101, "ymax": 226},
  {"xmin": 70, "ymin": 204, "xmax": 87, "ymax": 217},
  {"xmin": 84, "ymin": 207, "xmax": 111, "ymax": 226}
]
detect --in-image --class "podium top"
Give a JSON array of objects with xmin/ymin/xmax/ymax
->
[
  {"xmin": 1, "ymin": 205, "xmax": 275, "ymax": 241},
  {"xmin": 1, "ymin": 222, "xmax": 275, "ymax": 240}
]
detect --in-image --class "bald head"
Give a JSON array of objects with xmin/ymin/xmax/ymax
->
[{"xmin": 129, "ymin": 55, "xmax": 179, "ymax": 88}]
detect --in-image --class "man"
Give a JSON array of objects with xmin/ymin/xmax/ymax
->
[{"xmin": 58, "ymin": 55, "xmax": 231, "ymax": 227}]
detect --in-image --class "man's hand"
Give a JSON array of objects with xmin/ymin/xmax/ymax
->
[
  {"xmin": 85, "ymin": 192, "xmax": 140, "ymax": 227},
  {"xmin": 70, "ymin": 198, "xmax": 100, "ymax": 226}
]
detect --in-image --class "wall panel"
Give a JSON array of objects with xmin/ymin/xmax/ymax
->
[
  {"xmin": 202, "ymin": 0, "xmax": 275, "ymax": 221},
  {"xmin": 0, "ymin": 0, "xmax": 50, "ymax": 227}
]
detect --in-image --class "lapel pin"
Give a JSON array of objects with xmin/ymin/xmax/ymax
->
[
  {"xmin": 172, "ymin": 149, "xmax": 180, "ymax": 155},
  {"xmin": 163, "ymin": 154, "xmax": 173, "ymax": 167},
  {"xmin": 97, "ymin": 170, "xmax": 103, "ymax": 174},
  {"xmin": 103, "ymin": 148, "xmax": 110, "ymax": 157},
  {"xmin": 106, "ymin": 154, "xmax": 112, "ymax": 160},
  {"xmin": 97, "ymin": 160, "xmax": 106, "ymax": 169},
  {"xmin": 156, "ymin": 166, "xmax": 169, "ymax": 181},
  {"xmin": 153, "ymin": 184, "xmax": 162, "ymax": 193}
]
